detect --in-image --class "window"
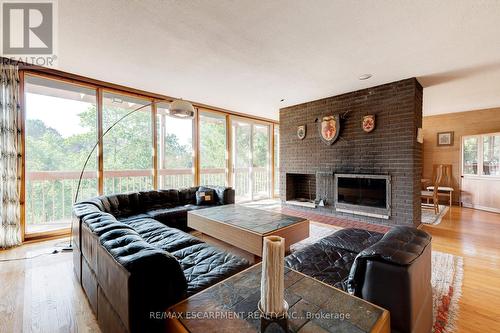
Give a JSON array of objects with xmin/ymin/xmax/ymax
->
[
  {"xmin": 157, "ymin": 103, "xmax": 194, "ymax": 188},
  {"xmin": 199, "ymin": 111, "xmax": 227, "ymax": 186},
  {"xmin": 103, "ymin": 92, "xmax": 153, "ymax": 193},
  {"xmin": 24, "ymin": 75, "xmax": 97, "ymax": 234},
  {"xmin": 462, "ymin": 133, "xmax": 500, "ymax": 177},
  {"xmin": 463, "ymin": 137, "xmax": 478, "ymax": 175},
  {"xmin": 21, "ymin": 73, "xmax": 278, "ymax": 239},
  {"xmin": 483, "ymin": 135, "xmax": 500, "ymax": 176}
]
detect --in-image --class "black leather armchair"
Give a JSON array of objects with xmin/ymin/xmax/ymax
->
[{"xmin": 286, "ymin": 226, "xmax": 432, "ymax": 333}]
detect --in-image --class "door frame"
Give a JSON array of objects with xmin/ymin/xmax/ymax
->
[{"xmin": 230, "ymin": 116, "xmax": 272, "ymax": 202}]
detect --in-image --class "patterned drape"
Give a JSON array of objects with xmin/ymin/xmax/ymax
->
[{"xmin": 0, "ymin": 64, "xmax": 21, "ymax": 248}]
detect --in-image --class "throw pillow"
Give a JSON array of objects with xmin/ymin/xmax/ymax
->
[{"xmin": 196, "ymin": 188, "xmax": 215, "ymax": 205}]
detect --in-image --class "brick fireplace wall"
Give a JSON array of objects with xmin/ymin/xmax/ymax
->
[{"xmin": 279, "ymin": 78, "xmax": 423, "ymax": 226}]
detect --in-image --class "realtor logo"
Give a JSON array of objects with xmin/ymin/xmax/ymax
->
[
  {"xmin": 1, "ymin": 0, "xmax": 57, "ymax": 65},
  {"xmin": 2, "ymin": 1, "xmax": 53, "ymax": 54}
]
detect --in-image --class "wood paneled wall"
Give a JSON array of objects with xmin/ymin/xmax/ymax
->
[{"xmin": 422, "ymin": 108, "xmax": 500, "ymax": 203}]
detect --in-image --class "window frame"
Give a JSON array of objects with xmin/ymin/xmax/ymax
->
[
  {"xmin": 462, "ymin": 132, "xmax": 500, "ymax": 179},
  {"xmin": 19, "ymin": 69, "xmax": 279, "ymax": 241}
]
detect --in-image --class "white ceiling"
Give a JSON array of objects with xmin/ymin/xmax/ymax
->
[{"xmin": 55, "ymin": 0, "xmax": 500, "ymax": 120}]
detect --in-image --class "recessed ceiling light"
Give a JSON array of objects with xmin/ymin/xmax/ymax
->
[{"xmin": 359, "ymin": 74, "xmax": 372, "ymax": 80}]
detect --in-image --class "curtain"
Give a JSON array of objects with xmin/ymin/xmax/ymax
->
[{"xmin": 0, "ymin": 64, "xmax": 21, "ymax": 248}]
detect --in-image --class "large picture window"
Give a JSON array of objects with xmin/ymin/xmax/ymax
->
[
  {"xmin": 199, "ymin": 111, "xmax": 227, "ymax": 186},
  {"xmin": 24, "ymin": 75, "xmax": 98, "ymax": 234},
  {"xmin": 103, "ymin": 92, "xmax": 153, "ymax": 194},
  {"xmin": 157, "ymin": 103, "xmax": 194, "ymax": 188},
  {"xmin": 462, "ymin": 133, "xmax": 500, "ymax": 177},
  {"xmin": 21, "ymin": 72, "xmax": 277, "ymax": 239}
]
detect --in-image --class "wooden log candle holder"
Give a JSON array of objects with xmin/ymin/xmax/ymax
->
[{"xmin": 259, "ymin": 235, "xmax": 288, "ymax": 319}]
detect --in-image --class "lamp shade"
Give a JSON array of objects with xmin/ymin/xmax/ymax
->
[{"xmin": 169, "ymin": 99, "xmax": 195, "ymax": 119}]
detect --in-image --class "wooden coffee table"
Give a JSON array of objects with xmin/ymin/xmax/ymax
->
[
  {"xmin": 188, "ymin": 205, "xmax": 309, "ymax": 257},
  {"xmin": 166, "ymin": 263, "xmax": 390, "ymax": 333}
]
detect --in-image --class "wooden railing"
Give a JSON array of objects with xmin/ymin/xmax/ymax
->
[{"xmin": 25, "ymin": 167, "xmax": 270, "ymax": 226}]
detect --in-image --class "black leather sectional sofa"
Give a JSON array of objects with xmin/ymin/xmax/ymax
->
[
  {"xmin": 285, "ymin": 226, "xmax": 432, "ymax": 333},
  {"xmin": 72, "ymin": 186, "xmax": 249, "ymax": 333}
]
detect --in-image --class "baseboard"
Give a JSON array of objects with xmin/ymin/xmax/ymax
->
[{"xmin": 461, "ymin": 203, "xmax": 500, "ymax": 214}]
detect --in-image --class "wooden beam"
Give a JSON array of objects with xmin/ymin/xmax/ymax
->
[
  {"xmin": 152, "ymin": 100, "xmax": 158, "ymax": 190},
  {"xmin": 97, "ymin": 88, "xmax": 104, "ymax": 195},
  {"xmin": 193, "ymin": 109, "xmax": 200, "ymax": 186},
  {"xmin": 226, "ymin": 114, "xmax": 233, "ymax": 187}
]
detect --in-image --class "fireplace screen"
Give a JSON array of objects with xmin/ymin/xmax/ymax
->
[
  {"xmin": 335, "ymin": 174, "xmax": 391, "ymax": 218},
  {"xmin": 337, "ymin": 177, "xmax": 387, "ymax": 208}
]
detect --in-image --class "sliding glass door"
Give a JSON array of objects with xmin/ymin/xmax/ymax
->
[
  {"xmin": 252, "ymin": 124, "xmax": 271, "ymax": 199},
  {"xmin": 231, "ymin": 119, "xmax": 271, "ymax": 202},
  {"xmin": 24, "ymin": 75, "xmax": 98, "ymax": 235}
]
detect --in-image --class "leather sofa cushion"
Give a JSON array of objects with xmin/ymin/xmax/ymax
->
[
  {"xmin": 178, "ymin": 187, "xmax": 198, "ymax": 205},
  {"xmin": 122, "ymin": 218, "xmax": 203, "ymax": 252},
  {"xmin": 73, "ymin": 202, "xmax": 102, "ymax": 219},
  {"xmin": 121, "ymin": 217, "xmax": 249, "ymax": 295},
  {"xmin": 318, "ymin": 228, "xmax": 384, "ymax": 254},
  {"xmin": 183, "ymin": 204, "xmax": 206, "ymax": 211},
  {"xmin": 285, "ymin": 240, "xmax": 357, "ymax": 291},
  {"xmin": 138, "ymin": 190, "xmax": 175, "ymax": 211},
  {"xmin": 82, "ymin": 212, "xmax": 135, "ymax": 236},
  {"xmin": 145, "ymin": 206, "xmax": 189, "ymax": 221},
  {"xmin": 172, "ymin": 243, "xmax": 251, "ymax": 296},
  {"xmin": 82, "ymin": 193, "xmax": 141, "ymax": 218}
]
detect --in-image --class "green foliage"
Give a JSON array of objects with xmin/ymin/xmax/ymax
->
[{"xmin": 200, "ymin": 120, "xmax": 226, "ymax": 168}]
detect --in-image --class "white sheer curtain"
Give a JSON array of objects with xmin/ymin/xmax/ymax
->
[{"xmin": 0, "ymin": 64, "xmax": 21, "ymax": 248}]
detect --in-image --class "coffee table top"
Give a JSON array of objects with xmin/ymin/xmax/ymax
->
[
  {"xmin": 167, "ymin": 263, "xmax": 389, "ymax": 333},
  {"xmin": 188, "ymin": 204, "xmax": 307, "ymax": 235}
]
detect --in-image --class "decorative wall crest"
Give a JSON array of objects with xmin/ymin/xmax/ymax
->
[
  {"xmin": 318, "ymin": 114, "xmax": 340, "ymax": 145},
  {"xmin": 362, "ymin": 115, "xmax": 376, "ymax": 133},
  {"xmin": 297, "ymin": 125, "xmax": 306, "ymax": 140}
]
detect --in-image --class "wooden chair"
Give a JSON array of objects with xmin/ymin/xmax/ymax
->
[
  {"xmin": 426, "ymin": 164, "xmax": 454, "ymax": 207},
  {"xmin": 421, "ymin": 165, "xmax": 443, "ymax": 214}
]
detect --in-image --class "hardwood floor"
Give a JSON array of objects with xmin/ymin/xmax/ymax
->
[
  {"xmin": 421, "ymin": 207, "xmax": 500, "ymax": 333},
  {"xmin": 1, "ymin": 207, "xmax": 499, "ymax": 332},
  {"xmin": 0, "ymin": 239, "xmax": 100, "ymax": 333}
]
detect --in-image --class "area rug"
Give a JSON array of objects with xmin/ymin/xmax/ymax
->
[
  {"xmin": 422, "ymin": 205, "xmax": 449, "ymax": 225},
  {"xmin": 431, "ymin": 251, "xmax": 463, "ymax": 333},
  {"xmin": 291, "ymin": 223, "xmax": 463, "ymax": 333}
]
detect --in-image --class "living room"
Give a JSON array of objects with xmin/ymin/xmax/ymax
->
[{"xmin": 1, "ymin": 1, "xmax": 500, "ymax": 333}]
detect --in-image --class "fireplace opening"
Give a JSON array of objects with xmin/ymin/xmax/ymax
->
[
  {"xmin": 334, "ymin": 174, "xmax": 391, "ymax": 219},
  {"xmin": 285, "ymin": 173, "xmax": 316, "ymax": 208},
  {"xmin": 337, "ymin": 178, "xmax": 387, "ymax": 208}
]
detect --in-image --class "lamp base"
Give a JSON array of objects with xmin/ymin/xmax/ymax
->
[
  {"xmin": 61, "ymin": 245, "xmax": 73, "ymax": 252},
  {"xmin": 258, "ymin": 300, "xmax": 289, "ymax": 333}
]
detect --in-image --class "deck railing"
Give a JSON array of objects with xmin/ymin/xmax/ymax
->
[{"xmin": 26, "ymin": 167, "xmax": 270, "ymax": 226}]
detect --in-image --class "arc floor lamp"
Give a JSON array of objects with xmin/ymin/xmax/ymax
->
[{"xmin": 62, "ymin": 98, "xmax": 195, "ymax": 251}]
